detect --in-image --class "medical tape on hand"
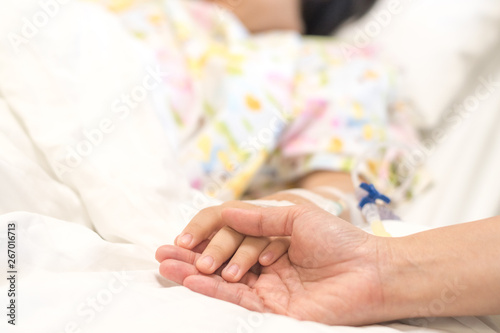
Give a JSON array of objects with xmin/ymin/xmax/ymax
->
[
  {"xmin": 282, "ymin": 189, "xmax": 344, "ymax": 216},
  {"xmin": 242, "ymin": 200, "xmax": 295, "ymax": 208}
]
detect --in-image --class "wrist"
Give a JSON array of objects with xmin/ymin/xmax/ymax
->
[
  {"xmin": 376, "ymin": 232, "xmax": 477, "ymax": 321},
  {"xmin": 375, "ymin": 235, "xmax": 434, "ymax": 321},
  {"xmin": 380, "ymin": 219, "xmax": 500, "ymax": 320}
]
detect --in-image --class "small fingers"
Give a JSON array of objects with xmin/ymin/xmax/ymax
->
[
  {"xmin": 222, "ymin": 236, "xmax": 270, "ymax": 282},
  {"xmin": 259, "ymin": 237, "xmax": 291, "ymax": 266},
  {"xmin": 176, "ymin": 201, "xmax": 258, "ymax": 250},
  {"xmin": 175, "ymin": 206, "xmax": 224, "ymax": 249},
  {"xmin": 196, "ymin": 226, "xmax": 245, "ymax": 274}
]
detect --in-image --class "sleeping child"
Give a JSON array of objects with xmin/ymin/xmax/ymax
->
[{"xmin": 90, "ymin": 0, "xmax": 419, "ymax": 282}]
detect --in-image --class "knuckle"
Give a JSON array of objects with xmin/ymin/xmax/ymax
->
[
  {"xmin": 187, "ymin": 250, "xmax": 197, "ymax": 265},
  {"xmin": 221, "ymin": 224, "xmax": 241, "ymax": 236},
  {"xmin": 234, "ymin": 288, "xmax": 244, "ymax": 305},
  {"xmin": 205, "ymin": 243, "xmax": 227, "ymax": 257},
  {"xmin": 233, "ymin": 249, "xmax": 258, "ymax": 263}
]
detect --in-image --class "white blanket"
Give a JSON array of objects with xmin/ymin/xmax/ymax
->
[{"xmin": 0, "ymin": 1, "xmax": 498, "ymax": 332}]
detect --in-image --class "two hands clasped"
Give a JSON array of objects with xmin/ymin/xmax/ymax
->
[
  {"xmin": 169, "ymin": 201, "xmax": 291, "ymax": 283},
  {"xmin": 155, "ymin": 201, "xmax": 394, "ymax": 325},
  {"xmin": 156, "ymin": 202, "xmax": 500, "ymax": 326}
]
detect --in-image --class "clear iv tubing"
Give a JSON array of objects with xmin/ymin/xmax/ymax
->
[
  {"xmin": 360, "ymin": 202, "xmax": 392, "ymax": 237},
  {"xmin": 350, "ymin": 141, "xmax": 417, "ymax": 206},
  {"xmin": 350, "ymin": 142, "xmax": 416, "ymax": 236}
]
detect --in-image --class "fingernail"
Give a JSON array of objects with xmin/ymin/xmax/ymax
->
[
  {"xmin": 178, "ymin": 234, "xmax": 193, "ymax": 247},
  {"xmin": 198, "ymin": 255, "xmax": 214, "ymax": 270},
  {"xmin": 260, "ymin": 252, "xmax": 273, "ymax": 264},
  {"xmin": 225, "ymin": 264, "xmax": 239, "ymax": 277}
]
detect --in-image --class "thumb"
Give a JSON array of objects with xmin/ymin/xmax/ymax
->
[{"xmin": 220, "ymin": 205, "xmax": 305, "ymax": 237}]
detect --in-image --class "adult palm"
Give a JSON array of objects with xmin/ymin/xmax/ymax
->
[{"xmin": 156, "ymin": 205, "xmax": 388, "ymax": 326}]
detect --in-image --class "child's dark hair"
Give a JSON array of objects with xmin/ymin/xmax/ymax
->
[{"xmin": 301, "ymin": 0, "xmax": 377, "ymax": 35}]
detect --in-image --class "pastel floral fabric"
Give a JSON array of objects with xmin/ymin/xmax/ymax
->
[{"xmin": 88, "ymin": 0, "xmax": 419, "ymax": 201}]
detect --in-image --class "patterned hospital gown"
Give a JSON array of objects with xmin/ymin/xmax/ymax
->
[{"xmin": 89, "ymin": 0, "xmax": 420, "ymax": 201}]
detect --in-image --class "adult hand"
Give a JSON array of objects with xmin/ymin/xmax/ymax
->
[
  {"xmin": 158, "ymin": 205, "xmax": 500, "ymax": 325},
  {"xmin": 157, "ymin": 204, "xmax": 389, "ymax": 325},
  {"xmin": 172, "ymin": 200, "xmax": 291, "ymax": 283}
]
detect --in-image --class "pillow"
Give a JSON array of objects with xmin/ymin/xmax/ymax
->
[{"xmin": 335, "ymin": 0, "xmax": 500, "ymax": 128}]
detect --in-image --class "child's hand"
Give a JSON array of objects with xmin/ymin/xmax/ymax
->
[{"xmin": 175, "ymin": 201, "xmax": 290, "ymax": 282}]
